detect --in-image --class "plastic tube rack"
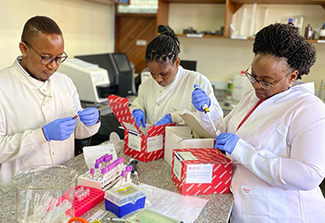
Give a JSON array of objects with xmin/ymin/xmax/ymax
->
[{"xmin": 77, "ymin": 155, "xmax": 131, "ymax": 191}]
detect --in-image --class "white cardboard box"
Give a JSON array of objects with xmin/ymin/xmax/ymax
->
[{"xmin": 164, "ymin": 126, "xmax": 214, "ymax": 166}]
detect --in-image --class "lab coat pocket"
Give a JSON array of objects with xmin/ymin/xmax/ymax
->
[
  {"xmin": 241, "ymin": 185, "xmax": 289, "ymax": 223},
  {"xmin": 263, "ymin": 123, "xmax": 288, "ymax": 157}
]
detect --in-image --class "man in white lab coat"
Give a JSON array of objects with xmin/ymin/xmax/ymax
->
[
  {"xmin": 130, "ymin": 25, "xmax": 223, "ymax": 127},
  {"xmin": 0, "ymin": 16, "xmax": 100, "ymax": 192},
  {"xmin": 193, "ymin": 23, "xmax": 325, "ymax": 222}
]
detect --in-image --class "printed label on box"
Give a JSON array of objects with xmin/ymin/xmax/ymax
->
[
  {"xmin": 128, "ymin": 132, "xmax": 141, "ymax": 152},
  {"xmin": 147, "ymin": 135, "xmax": 163, "ymax": 152},
  {"xmin": 117, "ymin": 186, "xmax": 137, "ymax": 195},
  {"xmin": 173, "ymin": 153, "xmax": 183, "ymax": 181},
  {"xmin": 186, "ymin": 164, "xmax": 213, "ymax": 184},
  {"xmin": 178, "ymin": 152, "xmax": 198, "ymax": 161}
]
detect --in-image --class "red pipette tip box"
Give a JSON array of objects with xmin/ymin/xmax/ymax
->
[{"xmin": 74, "ymin": 185, "xmax": 105, "ymax": 217}]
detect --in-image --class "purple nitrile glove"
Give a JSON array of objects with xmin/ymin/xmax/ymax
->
[
  {"xmin": 78, "ymin": 107, "xmax": 100, "ymax": 126},
  {"xmin": 215, "ymin": 133, "xmax": 240, "ymax": 154},
  {"xmin": 43, "ymin": 117, "xmax": 77, "ymax": 141},
  {"xmin": 192, "ymin": 84, "xmax": 211, "ymax": 112},
  {"xmin": 155, "ymin": 114, "xmax": 172, "ymax": 126},
  {"xmin": 132, "ymin": 109, "xmax": 146, "ymax": 128}
]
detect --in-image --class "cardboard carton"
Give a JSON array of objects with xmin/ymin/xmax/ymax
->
[
  {"xmin": 164, "ymin": 126, "xmax": 214, "ymax": 166},
  {"xmin": 108, "ymin": 95, "xmax": 174, "ymax": 162},
  {"xmin": 171, "ymin": 148, "xmax": 232, "ymax": 195}
]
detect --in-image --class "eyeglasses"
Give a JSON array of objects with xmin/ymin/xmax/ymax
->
[
  {"xmin": 24, "ymin": 41, "xmax": 68, "ymax": 65},
  {"xmin": 245, "ymin": 64, "xmax": 291, "ymax": 90}
]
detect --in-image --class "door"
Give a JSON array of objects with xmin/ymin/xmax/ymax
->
[{"xmin": 115, "ymin": 13, "xmax": 157, "ymax": 74}]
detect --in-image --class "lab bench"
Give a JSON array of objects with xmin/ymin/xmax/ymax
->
[{"xmin": 0, "ymin": 152, "xmax": 233, "ymax": 223}]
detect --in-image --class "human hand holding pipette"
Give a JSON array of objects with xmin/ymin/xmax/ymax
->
[
  {"xmin": 192, "ymin": 84, "xmax": 220, "ymax": 136},
  {"xmin": 192, "ymin": 84, "xmax": 211, "ymax": 112}
]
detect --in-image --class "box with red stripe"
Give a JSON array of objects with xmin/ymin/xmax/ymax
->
[
  {"xmin": 108, "ymin": 95, "xmax": 174, "ymax": 162},
  {"xmin": 171, "ymin": 148, "xmax": 232, "ymax": 195}
]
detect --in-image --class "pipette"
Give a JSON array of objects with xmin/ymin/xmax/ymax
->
[
  {"xmin": 201, "ymin": 104, "xmax": 220, "ymax": 137},
  {"xmin": 194, "ymin": 86, "xmax": 220, "ymax": 137}
]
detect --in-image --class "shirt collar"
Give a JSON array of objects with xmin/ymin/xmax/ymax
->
[
  {"xmin": 16, "ymin": 56, "xmax": 31, "ymax": 78},
  {"xmin": 15, "ymin": 56, "xmax": 49, "ymax": 89}
]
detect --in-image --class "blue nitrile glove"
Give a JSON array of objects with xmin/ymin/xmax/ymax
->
[
  {"xmin": 155, "ymin": 114, "xmax": 172, "ymax": 126},
  {"xmin": 192, "ymin": 84, "xmax": 211, "ymax": 112},
  {"xmin": 215, "ymin": 133, "xmax": 240, "ymax": 154},
  {"xmin": 43, "ymin": 117, "xmax": 78, "ymax": 141},
  {"xmin": 132, "ymin": 109, "xmax": 146, "ymax": 128},
  {"xmin": 78, "ymin": 107, "xmax": 99, "ymax": 126}
]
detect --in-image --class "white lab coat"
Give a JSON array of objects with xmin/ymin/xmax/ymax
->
[
  {"xmin": 201, "ymin": 83, "xmax": 325, "ymax": 222},
  {"xmin": 130, "ymin": 65, "xmax": 223, "ymax": 125},
  {"xmin": 0, "ymin": 58, "xmax": 100, "ymax": 192}
]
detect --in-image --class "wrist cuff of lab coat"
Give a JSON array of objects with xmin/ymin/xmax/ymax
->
[
  {"xmin": 230, "ymin": 138, "xmax": 256, "ymax": 165},
  {"xmin": 170, "ymin": 112, "xmax": 185, "ymax": 125},
  {"xmin": 31, "ymin": 127, "xmax": 49, "ymax": 145}
]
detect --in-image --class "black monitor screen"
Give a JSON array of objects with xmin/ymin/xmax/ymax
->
[
  {"xmin": 75, "ymin": 54, "xmax": 118, "ymax": 85},
  {"xmin": 112, "ymin": 53, "xmax": 131, "ymax": 72},
  {"xmin": 180, "ymin": 60, "xmax": 197, "ymax": 71}
]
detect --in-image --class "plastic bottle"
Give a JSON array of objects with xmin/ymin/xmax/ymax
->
[
  {"xmin": 304, "ymin": 24, "xmax": 313, "ymax": 40},
  {"xmin": 226, "ymin": 79, "xmax": 233, "ymax": 99},
  {"xmin": 232, "ymin": 71, "xmax": 253, "ymax": 101},
  {"xmin": 319, "ymin": 22, "xmax": 325, "ymax": 40}
]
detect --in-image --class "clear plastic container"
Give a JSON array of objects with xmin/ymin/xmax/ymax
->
[
  {"xmin": 13, "ymin": 165, "xmax": 78, "ymax": 223},
  {"xmin": 105, "ymin": 183, "xmax": 146, "ymax": 218}
]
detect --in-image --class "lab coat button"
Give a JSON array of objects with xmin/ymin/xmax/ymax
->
[{"xmin": 52, "ymin": 152, "xmax": 55, "ymax": 155}]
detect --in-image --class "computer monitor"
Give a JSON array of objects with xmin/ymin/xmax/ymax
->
[
  {"xmin": 112, "ymin": 53, "xmax": 134, "ymax": 97},
  {"xmin": 74, "ymin": 53, "xmax": 134, "ymax": 97},
  {"xmin": 112, "ymin": 53, "xmax": 132, "ymax": 72},
  {"xmin": 180, "ymin": 60, "xmax": 197, "ymax": 71},
  {"xmin": 75, "ymin": 53, "xmax": 119, "ymax": 86}
]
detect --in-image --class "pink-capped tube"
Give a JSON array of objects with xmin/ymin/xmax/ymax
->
[
  {"xmin": 90, "ymin": 168, "xmax": 95, "ymax": 178},
  {"xmin": 120, "ymin": 171, "xmax": 126, "ymax": 185},
  {"xmin": 126, "ymin": 166, "xmax": 132, "ymax": 182},
  {"xmin": 121, "ymin": 171, "xmax": 126, "ymax": 178},
  {"xmin": 104, "ymin": 155, "xmax": 109, "ymax": 164},
  {"xmin": 95, "ymin": 159, "xmax": 100, "ymax": 168}
]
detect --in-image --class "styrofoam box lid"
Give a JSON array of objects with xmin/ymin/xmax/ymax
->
[{"xmin": 105, "ymin": 183, "xmax": 146, "ymax": 206}]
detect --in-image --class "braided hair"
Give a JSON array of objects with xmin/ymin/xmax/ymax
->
[
  {"xmin": 21, "ymin": 16, "xmax": 62, "ymax": 43},
  {"xmin": 145, "ymin": 25, "xmax": 180, "ymax": 64},
  {"xmin": 253, "ymin": 23, "xmax": 316, "ymax": 79}
]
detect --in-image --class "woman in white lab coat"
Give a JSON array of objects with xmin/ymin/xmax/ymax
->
[
  {"xmin": 192, "ymin": 23, "xmax": 325, "ymax": 222},
  {"xmin": 130, "ymin": 25, "xmax": 223, "ymax": 127}
]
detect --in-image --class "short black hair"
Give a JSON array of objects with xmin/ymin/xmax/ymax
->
[
  {"xmin": 145, "ymin": 25, "xmax": 180, "ymax": 64},
  {"xmin": 21, "ymin": 15, "xmax": 62, "ymax": 43},
  {"xmin": 253, "ymin": 23, "xmax": 316, "ymax": 79}
]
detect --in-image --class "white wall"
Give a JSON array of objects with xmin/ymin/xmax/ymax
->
[
  {"xmin": 169, "ymin": 3, "xmax": 325, "ymax": 90},
  {"xmin": 0, "ymin": 0, "xmax": 115, "ymax": 69},
  {"xmin": 1, "ymin": 1, "xmax": 324, "ymax": 91}
]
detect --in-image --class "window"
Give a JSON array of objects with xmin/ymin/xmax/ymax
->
[{"xmin": 117, "ymin": 0, "xmax": 158, "ymax": 13}]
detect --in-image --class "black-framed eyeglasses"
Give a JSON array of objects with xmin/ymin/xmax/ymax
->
[
  {"xmin": 24, "ymin": 41, "xmax": 68, "ymax": 65},
  {"xmin": 245, "ymin": 64, "xmax": 292, "ymax": 90}
]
